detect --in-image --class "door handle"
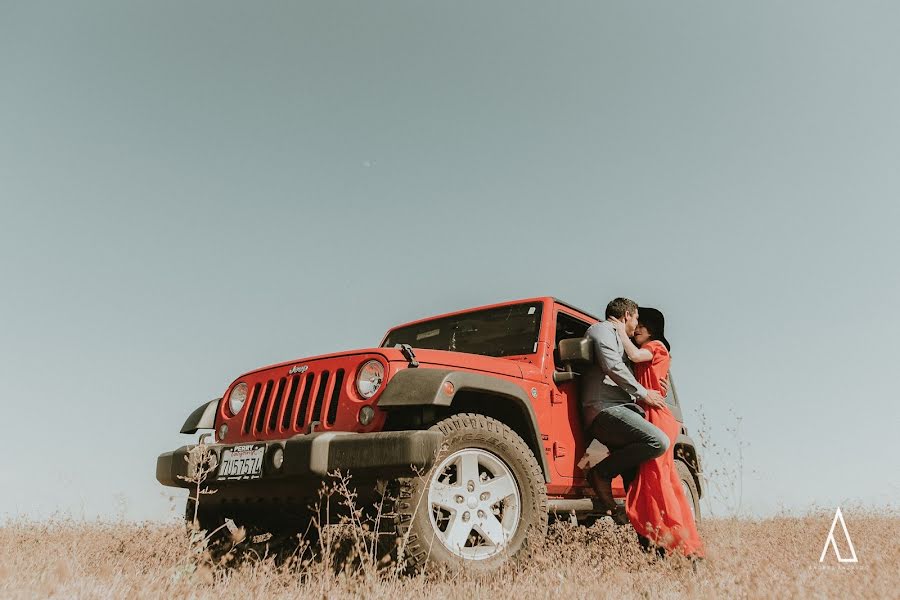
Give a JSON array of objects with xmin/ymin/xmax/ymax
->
[{"xmin": 553, "ymin": 442, "xmax": 567, "ymax": 458}]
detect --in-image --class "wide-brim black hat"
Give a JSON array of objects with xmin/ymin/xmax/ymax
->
[{"xmin": 638, "ymin": 307, "xmax": 670, "ymax": 352}]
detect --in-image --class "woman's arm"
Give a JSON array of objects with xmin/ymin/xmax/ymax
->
[{"xmin": 611, "ymin": 319, "xmax": 653, "ymax": 362}]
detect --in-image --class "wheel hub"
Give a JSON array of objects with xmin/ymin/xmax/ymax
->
[{"xmin": 427, "ymin": 448, "xmax": 521, "ymax": 561}]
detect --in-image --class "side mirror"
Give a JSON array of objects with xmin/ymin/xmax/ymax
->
[
  {"xmin": 553, "ymin": 337, "xmax": 594, "ymax": 385},
  {"xmin": 558, "ymin": 337, "xmax": 594, "ymax": 364}
]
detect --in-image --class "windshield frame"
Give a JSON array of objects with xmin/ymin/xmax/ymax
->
[{"xmin": 380, "ymin": 300, "xmax": 547, "ymax": 358}]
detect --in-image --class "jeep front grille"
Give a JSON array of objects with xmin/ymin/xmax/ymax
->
[{"xmin": 241, "ymin": 368, "xmax": 346, "ymax": 436}]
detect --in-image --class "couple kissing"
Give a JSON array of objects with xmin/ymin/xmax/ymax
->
[{"xmin": 582, "ymin": 297, "xmax": 704, "ymax": 559}]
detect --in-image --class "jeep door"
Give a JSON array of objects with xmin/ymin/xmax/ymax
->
[{"xmin": 548, "ymin": 309, "xmax": 593, "ymax": 484}]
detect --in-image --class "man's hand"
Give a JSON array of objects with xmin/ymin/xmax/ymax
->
[
  {"xmin": 659, "ymin": 376, "xmax": 669, "ymax": 396},
  {"xmin": 641, "ymin": 390, "xmax": 667, "ymax": 409}
]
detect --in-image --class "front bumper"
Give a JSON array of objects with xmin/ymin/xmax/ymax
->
[{"xmin": 156, "ymin": 430, "xmax": 443, "ymax": 489}]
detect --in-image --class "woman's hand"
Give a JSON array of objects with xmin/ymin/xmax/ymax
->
[
  {"xmin": 611, "ymin": 318, "xmax": 628, "ymax": 342},
  {"xmin": 613, "ymin": 317, "xmax": 654, "ymax": 363}
]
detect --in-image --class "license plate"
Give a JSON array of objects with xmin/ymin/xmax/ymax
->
[{"xmin": 217, "ymin": 444, "xmax": 265, "ymax": 480}]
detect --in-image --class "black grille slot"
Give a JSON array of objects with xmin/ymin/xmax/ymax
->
[
  {"xmin": 267, "ymin": 377, "xmax": 286, "ymax": 432},
  {"xmin": 326, "ymin": 369, "xmax": 344, "ymax": 425},
  {"xmin": 253, "ymin": 380, "xmax": 273, "ymax": 434},
  {"xmin": 281, "ymin": 375, "xmax": 302, "ymax": 431},
  {"xmin": 310, "ymin": 370, "xmax": 330, "ymax": 424},
  {"xmin": 295, "ymin": 373, "xmax": 315, "ymax": 431},
  {"xmin": 242, "ymin": 382, "xmax": 262, "ymax": 435}
]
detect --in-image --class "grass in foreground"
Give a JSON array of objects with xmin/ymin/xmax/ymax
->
[{"xmin": 0, "ymin": 510, "xmax": 897, "ymax": 599}]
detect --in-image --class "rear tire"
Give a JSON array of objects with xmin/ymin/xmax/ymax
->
[
  {"xmin": 393, "ymin": 413, "xmax": 548, "ymax": 572},
  {"xmin": 675, "ymin": 459, "xmax": 701, "ymax": 523}
]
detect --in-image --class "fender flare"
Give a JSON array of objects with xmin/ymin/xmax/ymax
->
[
  {"xmin": 378, "ymin": 369, "xmax": 551, "ymax": 482},
  {"xmin": 180, "ymin": 398, "xmax": 220, "ymax": 434},
  {"xmin": 674, "ymin": 432, "xmax": 704, "ymax": 497}
]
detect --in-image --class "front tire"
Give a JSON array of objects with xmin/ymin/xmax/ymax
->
[{"xmin": 393, "ymin": 413, "xmax": 548, "ymax": 572}]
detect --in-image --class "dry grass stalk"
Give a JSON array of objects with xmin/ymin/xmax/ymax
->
[{"xmin": 1, "ymin": 505, "xmax": 896, "ymax": 598}]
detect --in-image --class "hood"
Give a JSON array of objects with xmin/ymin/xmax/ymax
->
[
  {"xmin": 384, "ymin": 348, "xmax": 525, "ymax": 379},
  {"xmin": 235, "ymin": 348, "xmax": 392, "ymax": 380}
]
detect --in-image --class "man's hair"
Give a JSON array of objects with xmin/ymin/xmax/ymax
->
[{"xmin": 605, "ymin": 297, "xmax": 638, "ymax": 319}]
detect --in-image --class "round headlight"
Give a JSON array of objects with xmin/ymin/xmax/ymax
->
[
  {"xmin": 356, "ymin": 360, "xmax": 384, "ymax": 399},
  {"xmin": 228, "ymin": 382, "xmax": 248, "ymax": 415}
]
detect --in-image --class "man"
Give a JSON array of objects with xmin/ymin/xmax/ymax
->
[{"xmin": 582, "ymin": 297, "xmax": 669, "ymax": 516}]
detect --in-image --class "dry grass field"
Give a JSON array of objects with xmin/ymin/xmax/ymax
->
[{"xmin": 1, "ymin": 508, "xmax": 896, "ymax": 599}]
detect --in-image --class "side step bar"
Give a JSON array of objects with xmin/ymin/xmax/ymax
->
[{"xmin": 548, "ymin": 498, "xmax": 625, "ymax": 519}]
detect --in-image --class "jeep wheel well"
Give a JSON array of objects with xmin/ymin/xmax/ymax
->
[
  {"xmin": 446, "ymin": 391, "xmax": 543, "ymax": 470},
  {"xmin": 382, "ymin": 390, "xmax": 550, "ymax": 483},
  {"xmin": 674, "ymin": 442, "xmax": 703, "ymax": 498}
]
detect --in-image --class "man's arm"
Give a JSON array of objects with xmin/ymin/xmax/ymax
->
[
  {"xmin": 587, "ymin": 323, "xmax": 648, "ymax": 401},
  {"xmin": 614, "ymin": 321, "xmax": 653, "ymax": 363}
]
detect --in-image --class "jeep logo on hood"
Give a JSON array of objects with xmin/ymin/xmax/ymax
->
[{"xmin": 288, "ymin": 365, "xmax": 308, "ymax": 375}]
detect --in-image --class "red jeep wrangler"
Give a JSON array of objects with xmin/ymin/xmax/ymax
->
[{"xmin": 156, "ymin": 297, "xmax": 703, "ymax": 570}]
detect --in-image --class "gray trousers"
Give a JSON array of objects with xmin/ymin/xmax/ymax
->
[{"xmin": 588, "ymin": 404, "xmax": 669, "ymax": 490}]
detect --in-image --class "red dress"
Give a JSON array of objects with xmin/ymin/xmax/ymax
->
[{"xmin": 626, "ymin": 340, "xmax": 705, "ymax": 557}]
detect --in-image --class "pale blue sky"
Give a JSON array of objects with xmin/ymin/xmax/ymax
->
[{"xmin": 1, "ymin": 2, "xmax": 898, "ymax": 520}]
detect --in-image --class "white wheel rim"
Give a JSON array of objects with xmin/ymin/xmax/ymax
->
[
  {"xmin": 681, "ymin": 479, "xmax": 696, "ymax": 521},
  {"xmin": 427, "ymin": 448, "xmax": 521, "ymax": 560}
]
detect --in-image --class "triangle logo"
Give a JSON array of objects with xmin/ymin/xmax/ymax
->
[{"xmin": 819, "ymin": 507, "xmax": 858, "ymax": 563}]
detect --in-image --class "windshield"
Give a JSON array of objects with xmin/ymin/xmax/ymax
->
[{"xmin": 382, "ymin": 302, "xmax": 544, "ymax": 358}]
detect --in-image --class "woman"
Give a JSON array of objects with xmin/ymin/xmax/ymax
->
[{"xmin": 613, "ymin": 308, "xmax": 704, "ymax": 559}]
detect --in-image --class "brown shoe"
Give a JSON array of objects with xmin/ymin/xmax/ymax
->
[
  {"xmin": 587, "ymin": 467, "xmax": 617, "ymax": 514},
  {"xmin": 611, "ymin": 504, "xmax": 630, "ymax": 526}
]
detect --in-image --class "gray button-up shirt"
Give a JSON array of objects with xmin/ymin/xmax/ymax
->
[{"xmin": 580, "ymin": 320, "xmax": 648, "ymax": 425}]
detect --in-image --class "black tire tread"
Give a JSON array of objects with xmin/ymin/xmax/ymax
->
[
  {"xmin": 675, "ymin": 459, "xmax": 701, "ymax": 523},
  {"xmin": 393, "ymin": 412, "xmax": 548, "ymax": 571}
]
